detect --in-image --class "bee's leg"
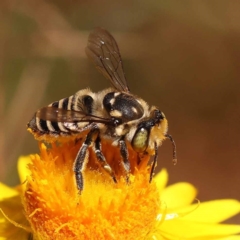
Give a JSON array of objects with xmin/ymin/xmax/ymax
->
[
  {"xmin": 119, "ymin": 138, "xmax": 130, "ymax": 182},
  {"xmin": 149, "ymin": 142, "xmax": 158, "ymax": 183},
  {"xmin": 94, "ymin": 136, "xmax": 117, "ymax": 183},
  {"xmin": 73, "ymin": 127, "xmax": 99, "ymax": 192}
]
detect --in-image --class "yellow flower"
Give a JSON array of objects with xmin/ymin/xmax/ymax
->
[{"xmin": 0, "ymin": 141, "xmax": 240, "ymax": 240}]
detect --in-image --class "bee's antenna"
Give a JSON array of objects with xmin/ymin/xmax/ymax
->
[{"xmin": 165, "ymin": 134, "xmax": 177, "ymax": 165}]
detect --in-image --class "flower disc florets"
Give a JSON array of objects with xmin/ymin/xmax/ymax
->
[{"xmin": 23, "ymin": 141, "xmax": 160, "ymax": 240}]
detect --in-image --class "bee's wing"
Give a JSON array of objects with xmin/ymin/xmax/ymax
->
[
  {"xmin": 36, "ymin": 107, "xmax": 113, "ymax": 125},
  {"xmin": 85, "ymin": 27, "xmax": 130, "ymax": 93}
]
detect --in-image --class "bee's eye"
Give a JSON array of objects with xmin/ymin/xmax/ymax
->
[{"xmin": 131, "ymin": 128, "xmax": 149, "ymax": 152}]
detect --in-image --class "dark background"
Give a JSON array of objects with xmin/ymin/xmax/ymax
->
[{"xmin": 1, "ymin": 0, "xmax": 239, "ymax": 223}]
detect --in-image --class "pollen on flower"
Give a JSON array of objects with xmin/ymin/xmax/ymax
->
[{"xmin": 22, "ymin": 140, "xmax": 161, "ymax": 240}]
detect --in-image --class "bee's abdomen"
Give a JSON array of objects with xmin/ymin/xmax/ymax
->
[
  {"xmin": 28, "ymin": 97, "xmax": 73, "ymax": 136},
  {"xmin": 28, "ymin": 90, "xmax": 95, "ymax": 137},
  {"xmin": 28, "ymin": 114, "xmax": 70, "ymax": 136}
]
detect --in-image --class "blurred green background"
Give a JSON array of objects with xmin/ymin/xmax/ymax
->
[{"xmin": 1, "ymin": 0, "xmax": 239, "ymax": 223}]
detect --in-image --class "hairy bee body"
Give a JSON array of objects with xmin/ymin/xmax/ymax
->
[
  {"xmin": 28, "ymin": 28, "xmax": 176, "ymax": 192},
  {"xmin": 29, "ymin": 88, "xmax": 155, "ymax": 137},
  {"xmin": 28, "ymin": 88, "xmax": 98, "ymax": 137}
]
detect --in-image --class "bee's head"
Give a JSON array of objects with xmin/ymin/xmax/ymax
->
[{"xmin": 131, "ymin": 109, "xmax": 168, "ymax": 154}]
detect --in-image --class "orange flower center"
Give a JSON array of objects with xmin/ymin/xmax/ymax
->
[{"xmin": 23, "ymin": 140, "xmax": 161, "ymax": 240}]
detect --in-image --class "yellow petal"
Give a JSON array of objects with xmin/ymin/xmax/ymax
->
[
  {"xmin": 160, "ymin": 219, "xmax": 240, "ymax": 238},
  {"xmin": 179, "ymin": 199, "xmax": 240, "ymax": 223},
  {"xmin": 160, "ymin": 182, "xmax": 197, "ymax": 209},
  {"xmin": 0, "ymin": 224, "xmax": 31, "ymax": 240},
  {"xmin": 213, "ymin": 236, "xmax": 240, "ymax": 240},
  {"xmin": 154, "ymin": 168, "xmax": 168, "ymax": 193},
  {"xmin": 0, "ymin": 192, "xmax": 31, "ymax": 240},
  {"xmin": 0, "ymin": 183, "xmax": 18, "ymax": 200},
  {"xmin": 17, "ymin": 156, "xmax": 32, "ymax": 184}
]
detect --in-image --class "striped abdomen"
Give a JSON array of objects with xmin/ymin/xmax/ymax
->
[{"xmin": 27, "ymin": 89, "xmax": 95, "ymax": 137}]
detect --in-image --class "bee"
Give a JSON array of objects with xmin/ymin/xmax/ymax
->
[{"xmin": 27, "ymin": 27, "xmax": 177, "ymax": 192}]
